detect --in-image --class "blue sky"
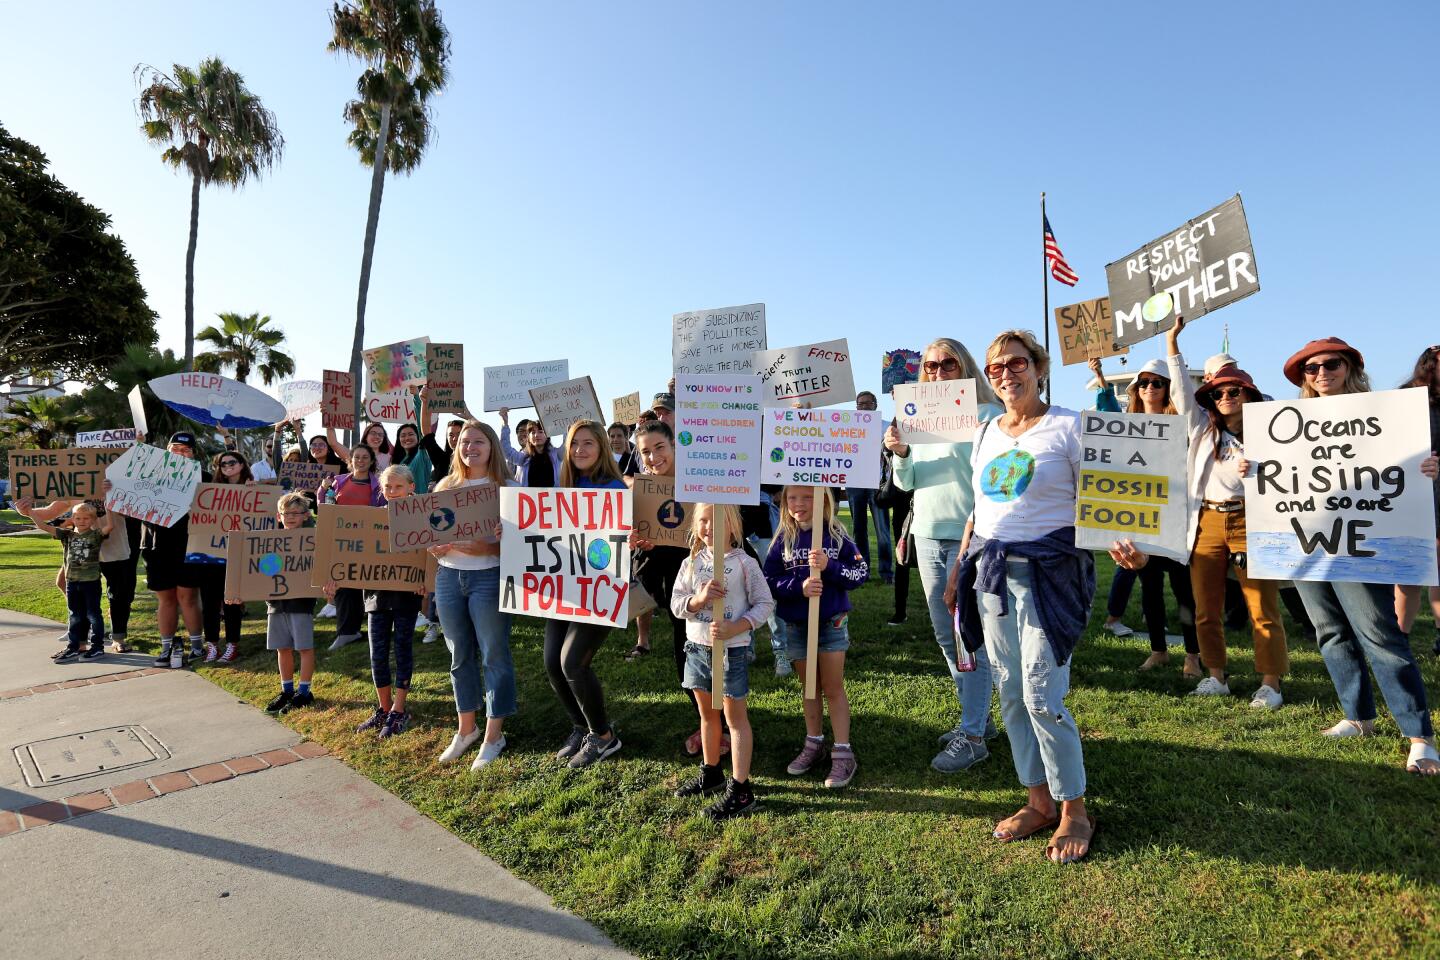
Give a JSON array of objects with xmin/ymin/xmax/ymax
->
[{"xmin": 3, "ymin": 1, "xmax": 1437, "ymax": 435}]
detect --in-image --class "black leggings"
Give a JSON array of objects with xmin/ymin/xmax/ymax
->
[
  {"xmin": 890, "ymin": 497, "xmax": 911, "ymax": 619},
  {"xmin": 544, "ymin": 620, "xmax": 612, "ymax": 735},
  {"xmin": 198, "ymin": 564, "xmax": 244, "ymax": 645},
  {"xmin": 100, "ymin": 555, "xmax": 139, "ymax": 636},
  {"xmin": 1140, "ymin": 557, "xmax": 1198, "ymax": 654},
  {"xmin": 334, "ymin": 587, "xmax": 365, "ymax": 638}
]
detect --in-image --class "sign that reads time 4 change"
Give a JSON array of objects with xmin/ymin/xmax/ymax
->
[
  {"xmin": 761, "ymin": 408, "xmax": 882, "ymax": 489},
  {"xmin": 673, "ymin": 374, "xmax": 763, "ymax": 505}
]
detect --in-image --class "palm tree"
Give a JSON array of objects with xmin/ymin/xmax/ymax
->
[
  {"xmin": 136, "ymin": 58, "xmax": 284, "ymax": 368},
  {"xmin": 329, "ymin": 0, "xmax": 450, "ymax": 424},
  {"xmin": 195, "ymin": 312, "xmax": 295, "ymax": 385},
  {"xmin": 71, "ymin": 344, "xmax": 190, "ymax": 444},
  {"xmin": 0, "ymin": 394, "xmax": 85, "ymax": 449}
]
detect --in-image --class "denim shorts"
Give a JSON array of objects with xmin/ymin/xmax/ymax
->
[
  {"xmin": 682, "ymin": 641, "xmax": 750, "ymax": 700},
  {"xmin": 781, "ymin": 614, "xmax": 851, "ymax": 662}
]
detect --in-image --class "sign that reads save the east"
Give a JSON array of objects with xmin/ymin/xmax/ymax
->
[
  {"xmin": 1074, "ymin": 412, "xmax": 1190, "ymax": 562},
  {"xmin": 499, "ymin": 487, "xmax": 632, "ymax": 626},
  {"xmin": 1055, "ymin": 297, "xmax": 1128, "ymax": 366},
  {"xmin": 1107, "ymin": 195, "xmax": 1259, "ymax": 348},
  {"xmin": 1242, "ymin": 389, "xmax": 1439, "ymax": 586},
  {"xmin": 752, "ymin": 338, "xmax": 856, "ymax": 407},
  {"xmin": 761, "ymin": 408, "xmax": 882, "ymax": 489},
  {"xmin": 386, "ymin": 482, "xmax": 500, "ymax": 551},
  {"xmin": 673, "ymin": 374, "xmax": 763, "ymax": 505},
  {"xmin": 311, "ymin": 505, "xmax": 434, "ymax": 591},
  {"xmin": 672, "ymin": 303, "xmax": 767, "ymax": 376},
  {"xmin": 892, "ymin": 379, "xmax": 980, "ymax": 444}
]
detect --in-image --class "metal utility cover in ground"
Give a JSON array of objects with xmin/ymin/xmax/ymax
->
[{"xmin": 14, "ymin": 725, "xmax": 170, "ymax": 787}]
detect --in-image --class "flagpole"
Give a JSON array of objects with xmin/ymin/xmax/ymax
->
[{"xmin": 1042, "ymin": 192, "xmax": 1051, "ymax": 404}]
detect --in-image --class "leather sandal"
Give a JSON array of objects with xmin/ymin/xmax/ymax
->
[
  {"xmin": 1406, "ymin": 741, "xmax": 1440, "ymax": 776},
  {"xmin": 1046, "ymin": 813, "xmax": 1096, "ymax": 864},
  {"xmin": 992, "ymin": 804, "xmax": 1060, "ymax": 843},
  {"xmin": 624, "ymin": 644, "xmax": 650, "ymax": 661},
  {"xmin": 1182, "ymin": 655, "xmax": 1203, "ymax": 679}
]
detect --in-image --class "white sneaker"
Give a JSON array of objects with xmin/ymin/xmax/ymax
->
[
  {"xmin": 471, "ymin": 735, "xmax": 507, "ymax": 770},
  {"xmin": 1105, "ymin": 621, "xmax": 1134, "ymax": 638},
  {"xmin": 438, "ymin": 728, "xmax": 483, "ymax": 763},
  {"xmin": 203, "ymin": 642, "xmax": 219, "ymax": 663},
  {"xmin": 1321, "ymin": 719, "xmax": 1374, "ymax": 738},
  {"xmin": 1190, "ymin": 676, "xmax": 1231, "ymax": 697},
  {"xmin": 415, "ymin": 613, "xmax": 430, "ymax": 629},
  {"xmin": 1249, "ymin": 684, "xmax": 1283, "ymax": 711},
  {"xmin": 319, "ymin": 603, "xmax": 337, "ymax": 618},
  {"xmin": 423, "ymin": 625, "xmax": 439, "ymax": 644}
]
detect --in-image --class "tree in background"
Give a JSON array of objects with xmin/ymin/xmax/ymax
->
[
  {"xmin": 70, "ymin": 344, "xmax": 192, "ymax": 446},
  {"xmin": 136, "ymin": 57, "xmax": 284, "ymax": 368},
  {"xmin": 195, "ymin": 312, "xmax": 296, "ymax": 385},
  {"xmin": 0, "ymin": 395, "xmax": 86, "ymax": 450},
  {"xmin": 329, "ymin": 0, "xmax": 450, "ymax": 424}
]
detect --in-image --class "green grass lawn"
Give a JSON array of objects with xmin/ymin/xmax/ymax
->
[{"xmin": 3, "ymin": 533, "xmax": 1438, "ymax": 958}]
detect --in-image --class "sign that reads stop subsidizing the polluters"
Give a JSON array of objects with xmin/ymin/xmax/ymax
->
[
  {"xmin": 672, "ymin": 374, "xmax": 763, "ymax": 505},
  {"xmin": 761, "ymin": 408, "xmax": 883, "ymax": 489},
  {"xmin": 498, "ymin": 487, "xmax": 633, "ymax": 626},
  {"xmin": 1074, "ymin": 411, "xmax": 1190, "ymax": 562}
]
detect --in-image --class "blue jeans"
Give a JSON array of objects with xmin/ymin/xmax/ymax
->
[
  {"xmin": 846, "ymin": 487, "xmax": 893, "ymax": 581},
  {"xmin": 1295, "ymin": 579, "xmax": 1433, "ymax": 738},
  {"xmin": 368, "ymin": 610, "xmax": 418, "ymax": 691},
  {"xmin": 980, "ymin": 558, "xmax": 1087, "ymax": 801},
  {"xmin": 916, "ymin": 535, "xmax": 993, "ymax": 738},
  {"xmin": 435, "ymin": 567, "xmax": 516, "ymax": 718},
  {"xmin": 67, "ymin": 579, "xmax": 105, "ymax": 646},
  {"xmin": 777, "ymin": 615, "xmax": 851, "ymax": 662}
]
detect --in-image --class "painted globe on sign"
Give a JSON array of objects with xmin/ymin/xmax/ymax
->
[
  {"xmin": 677, "ymin": 431, "xmax": 693, "ymax": 446},
  {"xmin": 1142, "ymin": 291, "xmax": 1174, "ymax": 325},
  {"xmin": 258, "ymin": 553, "xmax": 282, "ymax": 576},
  {"xmin": 429, "ymin": 507, "xmax": 456, "ymax": 532},
  {"xmin": 904, "ymin": 402, "xmax": 918, "ymax": 416},
  {"xmin": 586, "ymin": 538, "xmax": 612, "ymax": 571},
  {"xmin": 769, "ymin": 447, "xmax": 785, "ymax": 463}
]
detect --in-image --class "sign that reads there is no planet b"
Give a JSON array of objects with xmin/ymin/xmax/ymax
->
[{"xmin": 761, "ymin": 408, "xmax": 882, "ymax": 489}]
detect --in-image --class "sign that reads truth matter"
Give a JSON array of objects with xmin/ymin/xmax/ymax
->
[
  {"xmin": 225, "ymin": 528, "xmax": 324, "ymax": 602},
  {"xmin": 530, "ymin": 375, "xmax": 604, "ymax": 439},
  {"xmin": 363, "ymin": 389, "xmax": 417, "ymax": 424},
  {"xmin": 186, "ymin": 483, "xmax": 281, "ymax": 557},
  {"xmin": 482, "ymin": 358, "xmax": 569, "ymax": 411},
  {"xmin": 426, "ymin": 342, "xmax": 467, "ymax": 414},
  {"xmin": 1055, "ymin": 297, "xmax": 1129, "ymax": 366},
  {"xmin": 760, "ymin": 408, "xmax": 883, "ymax": 489},
  {"xmin": 1107, "ymin": 195, "xmax": 1259, "ymax": 348},
  {"xmin": 8, "ymin": 448, "xmax": 126, "ymax": 501},
  {"xmin": 753, "ymin": 338, "xmax": 856, "ymax": 408},
  {"xmin": 76, "ymin": 428, "xmax": 138, "ymax": 449},
  {"xmin": 672, "ymin": 303, "xmax": 767, "ymax": 377},
  {"xmin": 1242, "ymin": 389, "xmax": 1438, "ymax": 586},
  {"xmin": 103, "ymin": 444, "xmax": 203, "ymax": 528},
  {"xmin": 673, "ymin": 374, "xmax": 763, "ymax": 505},
  {"xmin": 321, "ymin": 369, "xmax": 355, "ymax": 429},
  {"xmin": 892, "ymin": 379, "xmax": 980, "ymax": 444},
  {"xmin": 631, "ymin": 475, "xmax": 693, "ymax": 548},
  {"xmin": 363, "ymin": 337, "xmax": 431, "ymax": 393},
  {"xmin": 386, "ymin": 481, "xmax": 500, "ymax": 551},
  {"xmin": 311, "ymin": 504, "xmax": 434, "ymax": 591},
  {"xmin": 498, "ymin": 487, "xmax": 632, "ymax": 626},
  {"xmin": 1074, "ymin": 412, "xmax": 1190, "ymax": 562}
]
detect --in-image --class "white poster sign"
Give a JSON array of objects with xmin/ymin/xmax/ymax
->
[
  {"xmin": 363, "ymin": 389, "xmax": 417, "ymax": 425},
  {"xmin": 672, "ymin": 303, "xmax": 767, "ymax": 377},
  {"xmin": 892, "ymin": 379, "xmax": 980, "ymax": 444},
  {"xmin": 673, "ymin": 374, "xmax": 763, "ymax": 505},
  {"xmin": 278, "ymin": 380, "xmax": 323, "ymax": 420},
  {"xmin": 1074, "ymin": 411, "xmax": 1190, "ymax": 562},
  {"xmin": 77, "ymin": 428, "xmax": 138, "ymax": 449},
  {"xmin": 760, "ymin": 408, "xmax": 883, "ymax": 489},
  {"xmin": 752, "ymin": 337, "xmax": 856, "ymax": 408},
  {"xmin": 498, "ymin": 487, "xmax": 632, "ymax": 626},
  {"xmin": 103, "ymin": 443, "xmax": 203, "ymax": 528},
  {"xmin": 482, "ymin": 359, "xmax": 569, "ymax": 411}
]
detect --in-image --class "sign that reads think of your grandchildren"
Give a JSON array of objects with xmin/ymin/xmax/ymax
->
[
  {"xmin": 760, "ymin": 408, "xmax": 883, "ymax": 489},
  {"xmin": 673, "ymin": 374, "xmax": 763, "ymax": 506},
  {"xmin": 498, "ymin": 487, "xmax": 633, "ymax": 627},
  {"xmin": 891, "ymin": 379, "xmax": 980, "ymax": 444},
  {"xmin": 752, "ymin": 338, "xmax": 856, "ymax": 408},
  {"xmin": 1073, "ymin": 411, "xmax": 1190, "ymax": 562},
  {"xmin": 672, "ymin": 303, "xmax": 767, "ymax": 377}
]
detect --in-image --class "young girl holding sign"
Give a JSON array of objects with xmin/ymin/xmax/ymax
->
[
  {"xmin": 764, "ymin": 485, "xmax": 867, "ymax": 789},
  {"xmin": 671, "ymin": 503, "xmax": 775, "ymax": 819},
  {"xmin": 319, "ymin": 445, "xmax": 385, "ymax": 652}
]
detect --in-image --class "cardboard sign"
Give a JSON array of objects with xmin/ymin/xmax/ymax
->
[
  {"xmin": 482, "ymin": 358, "xmax": 569, "ymax": 411},
  {"xmin": 363, "ymin": 389, "xmax": 417, "ymax": 425},
  {"xmin": 277, "ymin": 460, "xmax": 341, "ymax": 494},
  {"xmin": 76, "ymin": 429, "xmax": 138, "ymax": 449},
  {"xmin": 498, "ymin": 487, "xmax": 632, "ymax": 626},
  {"xmin": 631, "ymin": 475, "xmax": 693, "ymax": 548},
  {"xmin": 311, "ymin": 504, "xmax": 434, "ymax": 591},
  {"xmin": 1074, "ymin": 412, "xmax": 1190, "ymax": 562},
  {"xmin": 385, "ymin": 481, "xmax": 500, "ymax": 551},
  {"xmin": 892, "ymin": 380, "xmax": 980, "ymax": 444},
  {"xmin": 8, "ymin": 448, "xmax": 125, "ymax": 501},
  {"xmin": 673, "ymin": 374, "xmax": 764, "ymax": 505},
  {"xmin": 672, "ymin": 303, "xmax": 767, "ymax": 377},
  {"xmin": 1242, "ymin": 389, "xmax": 1438, "ymax": 585},
  {"xmin": 362, "ymin": 337, "xmax": 431, "ymax": 393},
  {"xmin": 225, "ymin": 528, "xmax": 324, "ymax": 602},
  {"xmin": 612, "ymin": 392, "xmax": 642, "ymax": 426},
  {"xmin": 128, "ymin": 385, "xmax": 148, "ymax": 437},
  {"xmin": 1107, "ymin": 195, "xmax": 1259, "ymax": 348},
  {"xmin": 1055, "ymin": 297, "xmax": 1129, "ymax": 366},
  {"xmin": 882, "ymin": 349, "xmax": 920, "ymax": 395},
  {"xmin": 186, "ymin": 482, "xmax": 282, "ymax": 557},
  {"xmin": 278, "ymin": 380, "xmax": 323, "ymax": 419},
  {"xmin": 426, "ymin": 342, "xmax": 467, "ymax": 415},
  {"xmin": 529, "ymin": 375, "xmax": 604, "ymax": 439},
  {"xmin": 321, "ymin": 370, "xmax": 356, "ymax": 429},
  {"xmin": 148, "ymin": 372, "xmax": 288, "ymax": 429},
  {"xmin": 103, "ymin": 443, "xmax": 203, "ymax": 528},
  {"xmin": 760, "ymin": 408, "xmax": 883, "ymax": 489},
  {"xmin": 753, "ymin": 338, "xmax": 856, "ymax": 408}
]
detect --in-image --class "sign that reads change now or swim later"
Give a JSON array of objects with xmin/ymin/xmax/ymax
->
[
  {"xmin": 1074, "ymin": 412, "xmax": 1190, "ymax": 562},
  {"xmin": 761, "ymin": 408, "xmax": 883, "ymax": 489},
  {"xmin": 673, "ymin": 374, "xmax": 763, "ymax": 506},
  {"xmin": 752, "ymin": 338, "xmax": 856, "ymax": 408},
  {"xmin": 499, "ymin": 487, "xmax": 633, "ymax": 626}
]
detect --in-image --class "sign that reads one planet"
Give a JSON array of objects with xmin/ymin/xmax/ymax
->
[
  {"xmin": 892, "ymin": 379, "xmax": 980, "ymax": 444},
  {"xmin": 672, "ymin": 374, "xmax": 763, "ymax": 506},
  {"xmin": 631, "ymin": 475, "xmax": 693, "ymax": 548},
  {"xmin": 760, "ymin": 408, "xmax": 883, "ymax": 489},
  {"xmin": 385, "ymin": 481, "xmax": 501, "ymax": 551},
  {"xmin": 498, "ymin": 487, "xmax": 633, "ymax": 627}
]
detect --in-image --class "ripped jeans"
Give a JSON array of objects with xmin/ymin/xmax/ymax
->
[{"xmin": 979, "ymin": 557, "xmax": 1087, "ymax": 801}]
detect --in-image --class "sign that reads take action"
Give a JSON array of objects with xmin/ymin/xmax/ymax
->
[
  {"xmin": 529, "ymin": 375, "xmax": 604, "ymax": 439},
  {"xmin": 753, "ymin": 338, "xmax": 856, "ymax": 408},
  {"xmin": 760, "ymin": 408, "xmax": 883, "ymax": 489},
  {"xmin": 76, "ymin": 428, "xmax": 138, "ymax": 449},
  {"xmin": 103, "ymin": 444, "xmax": 203, "ymax": 528},
  {"xmin": 499, "ymin": 487, "xmax": 632, "ymax": 626},
  {"xmin": 311, "ymin": 504, "xmax": 434, "ymax": 591},
  {"xmin": 1242, "ymin": 389, "xmax": 1439, "ymax": 586},
  {"xmin": 892, "ymin": 379, "xmax": 980, "ymax": 444},
  {"xmin": 1074, "ymin": 412, "xmax": 1190, "ymax": 562},
  {"xmin": 482, "ymin": 358, "xmax": 568, "ymax": 411},
  {"xmin": 673, "ymin": 374, "xmax": 763, "ymax": 506},
  {"xmin": 1055, "ymin": 297, "xmax": 1128, "ymax": 366},
  {"xmin": 186, "ymin": 482, "xmax": 281, "ymax": 557},
  {"xmin": 672, "ymin": 303, "xmax": 767, "ymax": 377},
  {"xmin": 631, "ymin": 475, "xmax": 693, "ymax": 548},
  {"xmin": 225, "ymin": 528, "xmax": 324, "ymax": 602},
  {"xmin": 386, "ymin": 481, "xmax": 500, "ymax": 551},
  {"xmin": 7, "ymin": 448, "xmax": 125, "ymax": 500}
]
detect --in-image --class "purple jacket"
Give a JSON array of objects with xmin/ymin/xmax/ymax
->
[{"xmin": 763, "ymin": 527, "xmax": 867, "ymax": 624}]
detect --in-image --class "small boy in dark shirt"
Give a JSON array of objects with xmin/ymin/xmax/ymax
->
[{"xmin": 17, "ymin": 498, "xmax": 112, "ymax": 662}]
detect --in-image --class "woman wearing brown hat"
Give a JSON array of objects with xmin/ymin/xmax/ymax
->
[{"xmin": 1276, "ymin": 337, "xmax": 1438, "ymax": 775}]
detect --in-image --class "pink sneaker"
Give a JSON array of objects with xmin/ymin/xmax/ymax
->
[
  {"xmin": 825, "ymin": 745, "xmax": 857, "ymax": 789},
  {"xmin": 786, "ymin": 738, "xmax": 827, "ymax": 776}
]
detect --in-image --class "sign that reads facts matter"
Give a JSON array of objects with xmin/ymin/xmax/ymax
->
[
  {"xmin": 498, "ymin": 487, "xmax": 632, "ymax": 626},
  {"xmin": 752, "ymin": 338, "xmax": 856, "ymax": 408},
  {"xmin": 1074, "ymin": 412, "xmax": 1189, "ymax": 562},
  {"xmin": 760, "ymin": 408, "xmax": 882, "ymax": 489},
  {"xmin": 673, "ymin": 374, "xmax": 763, "ymax": 505}
]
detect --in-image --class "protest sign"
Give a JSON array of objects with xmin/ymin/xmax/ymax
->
[
  {"xmin": 529, "ymin": 375, "xmax": 604, "ymax": 439},
  {"xmin": 1074, "ymin": 412, "xmax": 1190, "ymax": 562},
  {"xmin": 426, "ymin": 342, "xmax": 467, "ymax": 414},
  {"xmin": 311, "ymin": 504, "xmax": 433, "ymax": 591},
  {"xmin": 148, "ymin": 372, "xmax": 287, "ymax": 429},
  {"xmin": 760, "ymin": 408, "xmax": 883, "ymax": 489},
  {"xmin": 225, "ymin": 528, "xmax": 325, "ymax": 602},
  {"xmin": 631, "ymin": 475, "xmax": 693, "ymax": 548},
  {"xmin": 1055, "ymin": 297, "xmax": 1129, "ymax": 366},
  {"xmin": 892, "ymin": 379, "xmax": 980, "ymax": 444},
  {"xmin": 8, "ymin": 448, "xmax": 125, "ymax": 501},
  {"xmin": 103, "ymin": 444, "xmax": 203, "ymax": 527},
  {"xmin": 363, "ymin": 389, "xmax": 417, "ymax": 425},
  {"xmin": 673, "ymin": 374, "xmax": 763, "ymax": 505},
  {"xmin": 498, "ymin": 487, "xmax": 632, "ymax": 626},
  {"xmin": 277, "ymin": 460, "xmax": 341, "ymax": 494},
  {"xmin": 752, "ymin": 338, "xmax": 856, "ymax": 408},
  {"xmin": 278, "ymin": 380, "xmax": 323, "ymax": 419},
  {"xmin": 362, "ymin": 337, "xmax": 431, "ymax": 393},
  {"xmin": 482, "ymin": 358, "xmax": 569, "ymax": 411},
  {"xmin": 385, "ymin": 481, "xmax": 500, "ymax": 551},
  {"xmin": 1242, "ymin": 389, "xmax": 1438, "ymax": 585},
  {"xmin": 672, "ymin": 303, "xmax": 767, "ymax": 377},
  {"xmin": 882, "ymin": 349, "xmax": 920, "ymax": 395},
  {"xmin": 321, "ymin": 369, "xmax": 356, "ymax": 429},
  {"xmin": 186, "ymin": 482, "xmax": 282, "ymax": 557},
  {"xmin": 1106, "ymin": 195, "xmax": 1259, "ymax": 348},
  {"xmin": 76, "ymin": 428, "xmax": 138, "ymax": 449},
  {"xmin": 613, "ymin": 392, "xmax": 642, "ymax": 426},
  {"xmin": 128, "ymin": 385, "xmax": 148, "ymax": 436}
]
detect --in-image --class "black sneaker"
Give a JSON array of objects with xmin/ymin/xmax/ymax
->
[
  {"xmin": 377, "ymin": 711, "xmax": 410, "ymax": 739},
  {"xmin": 355, "ymin": 706, "xmax": 387, "ymax": 733},
  {"xmin": 567, "ymin": 733, "xmax": 622, "ymax": 769},
  {"xmin": 288, "ymin": 689, "xmax": 315, "ymax": 710},
  {"xmin": 81, "ymin": 643, "xmax": 105, "ymax": 660},
  {"xmin": 54, "ymin": 643, "xmax": 83, "ymax": 664},
  {"xmin": 674, "ymin": 764, "xmax": 725, "ymax": 799},
  {"xmin": 705, "ymin": 778, "xmax": 759, "ymax": 821},
  {"xmin": 190, "ymin": 639, "xmax": 205, "ymax": 659},
  {"xmin": 265, "ymin": 690, "xmax": 294, "ymax": 715},
  {"xmin": 153, "ymin": 641, "xmax": 174, "ymax": 667},
  {"xmin": 554, "ymin": 727, "xmax": 586, "ymax": 762}
]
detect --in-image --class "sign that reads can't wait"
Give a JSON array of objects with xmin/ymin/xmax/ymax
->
[
  {"xmin": 499, "ymin": 487, "xmax": 632, "ymax": 626},
  {"xmin": 760, "ymin": 408, "xmax": 882, "ymax": 489}
]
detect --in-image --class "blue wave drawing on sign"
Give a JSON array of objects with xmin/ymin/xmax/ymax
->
[
  {"xmin": 160, "ymin": 400, "xmax": 275, "ymax": 430},
  {"xmin": 1248, "ymin": 532, "xmax": 1437, "ymax": 583}
]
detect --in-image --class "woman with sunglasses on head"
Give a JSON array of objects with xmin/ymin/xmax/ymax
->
[
  {"xmin": 1276, "ymin": 338, "xmax": 1438, "ymax": 775},
  {"xmin": 884, "ymin": 337, "xmax": 1003, "ymax": 773},
  {"xmin": 1396, "ymin": 344, "xmax": 1440, "ymax": 656}
]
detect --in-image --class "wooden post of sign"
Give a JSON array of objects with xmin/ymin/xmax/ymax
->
[
  {"xmin": 709, "ymin": 504, "xmax": 726, "ymax": 710},
  {"xmin": 805, "ymin": 483, "xmax": 826, "ymax": 699}
]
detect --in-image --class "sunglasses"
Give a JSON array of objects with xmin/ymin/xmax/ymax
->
[
  {"xmin": 1213, "ymin": 387, "xmax": 1246, "ymax": 400},
  {"xmin": 984, "ymin": 357, "xmax": 1031, "ymax": 379},
  {"xmin": 1135, "ymin": 378, "xmax": 1167, "ymax": 390},
  {"xmin": 1303, "ymin": 358, "xmax": 1346, "ymax": 376},
  {"xmin": 922, "ymin": 357, "xmax": 961, "ymax": 375},
  {"xmin": 219, "ymin": 460, "xmax": 243, "ymax": 468}
]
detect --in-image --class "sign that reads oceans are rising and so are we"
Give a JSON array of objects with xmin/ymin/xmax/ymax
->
[
  {"xmin": 673, "ymin": 375, "xmax": 763, "ymax": 505},
  {"xmin": 761, "ymin": 408, "xmax": 883, "ymax": 489},
  {"xmin": 1074, "ymin": 412, "xmax": 1190, "ymax": 562},
  {"xmin": 672, "ymin": 303, "xmax": 767, "ymax": 377},
  {"xmin": 498, "ymin": 487, "xmax": 633, "ymax": 626}
]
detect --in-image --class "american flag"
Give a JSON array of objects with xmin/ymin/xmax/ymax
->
[{"xmin": 1044, "ymin": 216, "xmax": 1078, "ymax": 286}]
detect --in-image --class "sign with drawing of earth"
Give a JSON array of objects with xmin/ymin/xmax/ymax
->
[
  {"xmin": 429, "ymin": 507, "xmax": 456, "ymax": 532},
  {"xmin": 148, "ymin": 372, "xmax": 287, "ymax": 429}
]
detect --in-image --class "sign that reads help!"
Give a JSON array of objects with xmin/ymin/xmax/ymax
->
[
  {"xmin": 892, "ymin": 379, "xmax": 980, "ymax": 444},
  {"xmin": 761, "ymin": 408, "xmax": 883, "ymax": 489},
  {"xmin": 499, "ymin": 487, "xmax": 632, "ymax": 626},
  {"xmin": 673, "ymin": 375, "xmax": 763, "ymax": 505},
  {"xmin": 752, "ymin": 338, "xmax": 856, "ymax": 407},
  {"xmin": 672, "ymin": 303, "xmax": 767, "ymax": 376},
  {"xmin": 385, "ymin": 482, "xmax": 500, "ymax": 551},
  {"xmin": 1074, "ymin": 412, "xmax": 1190, "ymax": 562}
]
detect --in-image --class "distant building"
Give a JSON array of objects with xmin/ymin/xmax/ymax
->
[{"xmin": 1, "ymin": 371, "xmax": 65, "ymax": 417}]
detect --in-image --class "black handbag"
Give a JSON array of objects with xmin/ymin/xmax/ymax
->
[{"xmin": 874, "ymin": 451, "xmax": 905, "ymax": 508}]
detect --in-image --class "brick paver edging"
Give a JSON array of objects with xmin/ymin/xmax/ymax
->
[
  {"xmin": 0, "ymin": 666, "xmax": 170, "ymax": 701},
  {"xmin": 0, "ymin": 741, "xmax": 330, "ymax": 837}
]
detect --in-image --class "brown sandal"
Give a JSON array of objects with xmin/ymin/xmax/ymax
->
[
  {"xmin": 992, "ymin": 804, "xmax": 1060, "ymax": 843},
  {"xmin": 1045, "ymin": 814, "xmax": 1096, "ymax": 864}
]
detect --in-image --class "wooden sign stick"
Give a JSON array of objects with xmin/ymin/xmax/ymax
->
[
  {"xmin": 805, "ymin": 483, "xmax": 825, "ymax": 700},
  {"xmin": 710, "ymin": 504, "xmax": 727, "ymax": 710}
]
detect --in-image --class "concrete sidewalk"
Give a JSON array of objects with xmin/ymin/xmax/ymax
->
[{"xmin": 0, "ymin": 613, "xmax": 632, "ymax": 960}]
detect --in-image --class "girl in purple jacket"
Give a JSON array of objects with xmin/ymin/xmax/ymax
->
[{"xmin": 763, "ymin": 485, "xmax": 867, "ymax": 789}]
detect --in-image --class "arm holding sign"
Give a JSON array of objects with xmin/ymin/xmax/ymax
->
[
  {"xmin": 326, "ymin": 425, "xmax": 352, "ymax": 462},
  {"xmin": 1088, "ymin": 359, "xmax": 1121, "ymax": 413}
]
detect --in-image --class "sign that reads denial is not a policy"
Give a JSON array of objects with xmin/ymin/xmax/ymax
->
[{"xmin": 499, "ymin": 487, "xmax": 632, "ymax": 626}]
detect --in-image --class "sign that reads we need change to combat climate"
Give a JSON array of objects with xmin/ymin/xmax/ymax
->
[
  {"xmin": 673, "ymin": 375, "xmax": 763, "ymax": 505},
  {"xmin": 1074, "ymin": 412, "xmax": 1190, "ymax": 562}
]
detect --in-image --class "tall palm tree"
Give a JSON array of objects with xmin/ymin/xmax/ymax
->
[
  {"xmin": 136, "ymin": 58, "xmax": 284, "ymax": 368},
  {"xmin": 194, "ymin": 312, "xmax": 295, "ymax": 385},
  {"xmin": 0, "ymin": 394, "xmax": 85, "ymax": 449},
  {"xmin": 329, "ymin": 0, "xmax": 450, "ymax": 424}
]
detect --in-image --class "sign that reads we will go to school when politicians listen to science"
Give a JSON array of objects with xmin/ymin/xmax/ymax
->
[
  {"xmin": 673, "ymin": 375, "xmax": 763, "ymax": 505},
  {"xmin": 752, "ymin": 338, "xmax": 856, "ymax": 408},
  {"xmin": 672, "ymin": 303, "xmax": 767, "ymax": 377},
  {"xmin": 498, "ymin": 487, "xmax": 632, "ymax": 626},
  {"xmin": 891, "ymin": 379, "xmax": 980, "ymax": 444},
  {"xmin": 1106, "ymin": 195, "xmax": 1259, "ymax": 348},
  {"xmin": 1074, "ymin": 412, "xmax": 1190, "ymax": 562},
  {"xmin": 1242, "ymin": 389, "xmax": 1439, "ymax": 586},
  {"xmin": 761, "ymin": 408, "xmax": 883, "ymax": 489}
]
